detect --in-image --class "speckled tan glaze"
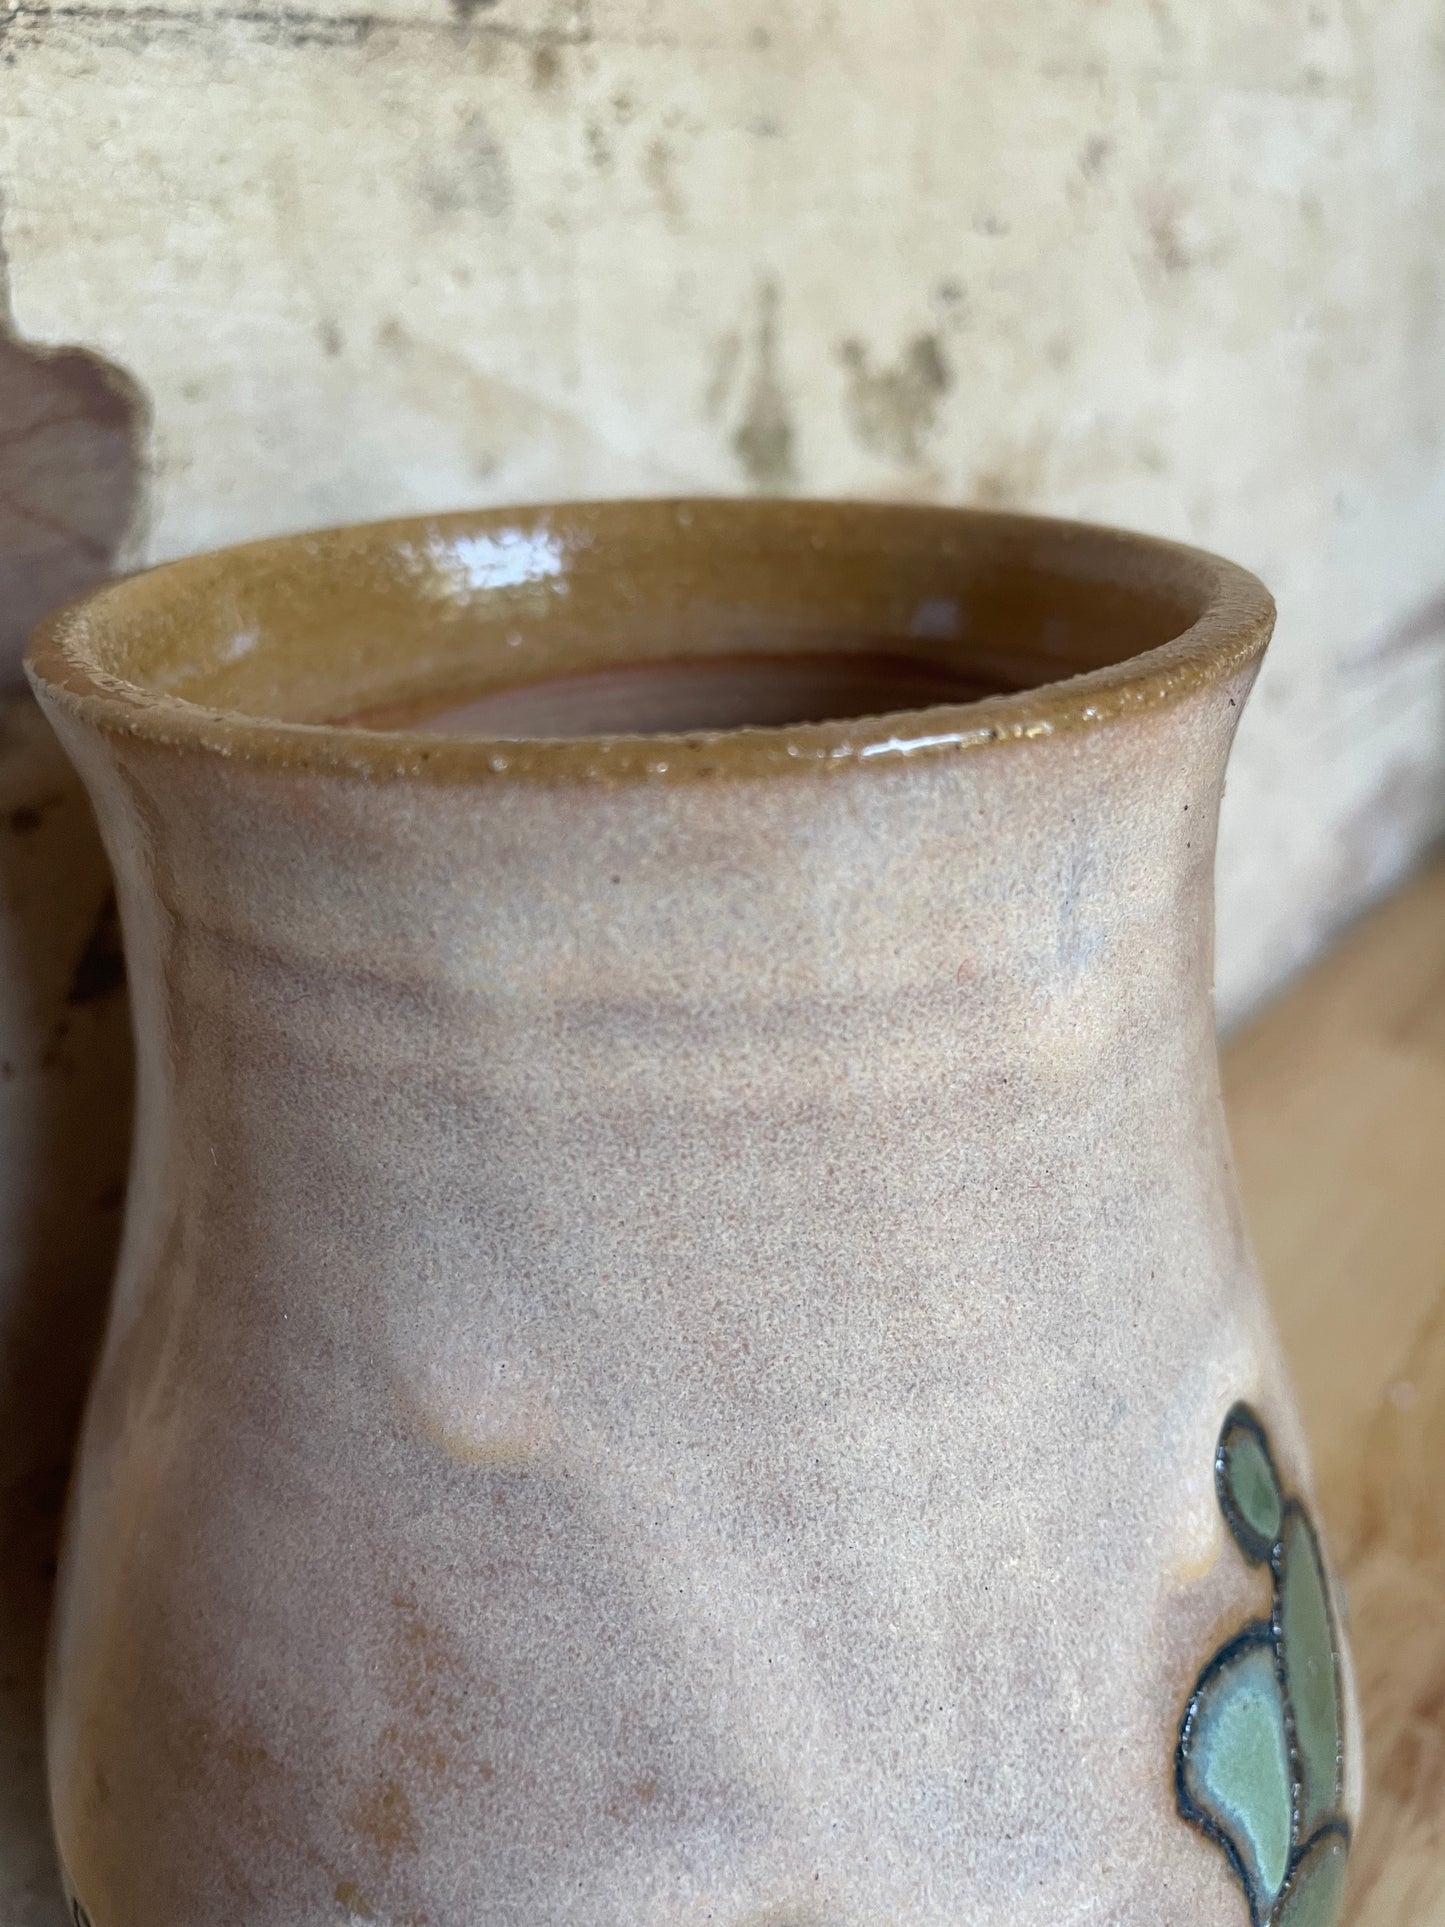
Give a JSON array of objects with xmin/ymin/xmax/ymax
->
[{"xmin": 27, "ymin": 502, "xmax": 1355, "ymax": 1926}]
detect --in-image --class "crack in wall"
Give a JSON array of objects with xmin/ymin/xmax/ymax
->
[{"xmin": 0, "ymin": 0, "xmax": 593, "ymax": 51}]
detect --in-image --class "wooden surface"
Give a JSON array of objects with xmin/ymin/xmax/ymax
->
[{"xmin": 1224, "ymin": 853, "xmax": 1445, "ymax": 1927}]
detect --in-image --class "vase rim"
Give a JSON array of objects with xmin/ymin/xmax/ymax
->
[{"xmin": 25, "ymin": 498, "xmax": 1274, "ymax": 785}]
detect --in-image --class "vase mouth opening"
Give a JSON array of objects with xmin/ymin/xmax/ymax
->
[{"xmin": 26, "ymin": 498, "xmax": 1273, "ymax": 783}]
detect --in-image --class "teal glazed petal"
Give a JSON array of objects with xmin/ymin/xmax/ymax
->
[
  {"xmin": 1276, "ymin": 1504, "xmax": 1344, "ymax": 1837},
  {"xmin": 1179, "ymin": 1629, "xmax": 1294, "ymax": 1913},
  {"xmin": 1272, "ymin": 1828, "xmax": 1350, "ymax": 1927},
  {"xmin": 1217, "ymin": 1405, "xmax": 1285, "ymax": 1563}
]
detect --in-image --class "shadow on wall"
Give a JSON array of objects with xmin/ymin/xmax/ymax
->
[
  {"xmin": 0, "ymin": 257, "xmax": 145, "ymax": 1923},
  {"xmin": 0, "ymin": 288, "xmax": 147, "ymax": 673}
]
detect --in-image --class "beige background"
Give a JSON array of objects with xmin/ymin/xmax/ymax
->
[
  {"xmin": 0, "ymin": 2, "xmax": 1443, "ymax": 1919},
  {"xmin": 4, "ymin": 0, "xmax": 1445, "ymax": 1014}
]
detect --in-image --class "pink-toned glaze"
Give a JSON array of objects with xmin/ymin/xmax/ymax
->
[{"xmin": 27, "ymin": 502, "xmax": 1357, "ymax": 1926}]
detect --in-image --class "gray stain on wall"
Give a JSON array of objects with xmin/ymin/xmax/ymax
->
[
  {"xmin": 838, "ymin": 330, "xmax": 951, "ymax": 465},
  {"xmin": 732, "ymin": 279, "xmax": 796, "ymax": 492},
  {"xmin": 417, "ymin": 109, "xmax": 513, "ymax": 220}
]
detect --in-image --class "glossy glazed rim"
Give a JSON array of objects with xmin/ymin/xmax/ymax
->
[{"xmin": 26, "ymin": 499, "xmax": 1275, "ymax": 785}]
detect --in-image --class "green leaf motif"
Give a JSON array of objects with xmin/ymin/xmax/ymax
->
[
  {"xmin": 1276, "ymin": 1507, "xmax": 1344, "ymax": 1839},
  {"xmin": 1176, "ymin": 1403, "xmax": 1351, "ymax": 1927},
  {"xmin": 1179, "ymin": 1633, "xmax": 1293, "ymax": 1908},
  {"xmin": 1274, "ymin": 1829, "xmax": 1350, "ymax": 1927},
  {"xmin": 1218, "ymin": 1412, "xmax": 1285, "ymax": 1562}
]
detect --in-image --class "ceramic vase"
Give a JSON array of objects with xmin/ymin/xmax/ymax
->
[{"xmin": 27, "ymin": 501, "xmax": 1359, "ymax": 1927}]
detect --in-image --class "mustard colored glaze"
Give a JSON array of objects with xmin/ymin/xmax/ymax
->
[{"xmin": 27, "ymin": 499, "xmax": 1273, "ymax": 784}]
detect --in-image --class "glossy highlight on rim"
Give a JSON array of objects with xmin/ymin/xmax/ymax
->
[{"xmin": 25, "ymin": 498, "xmax": 1275, "ymax": 785}]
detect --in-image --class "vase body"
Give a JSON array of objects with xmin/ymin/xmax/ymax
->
[{"xmin": 28, "ymin": 502, "xmax": 1358, "ymax": 1926}]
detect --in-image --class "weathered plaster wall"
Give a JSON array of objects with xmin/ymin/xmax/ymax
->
[
  {"xmin": 4, "ymin": 0, "xmax": 1445, "ymax": 1004},
  {"xmin": 0, "ymin": 2, "xmax": 1443, "ymax": 1917}
]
